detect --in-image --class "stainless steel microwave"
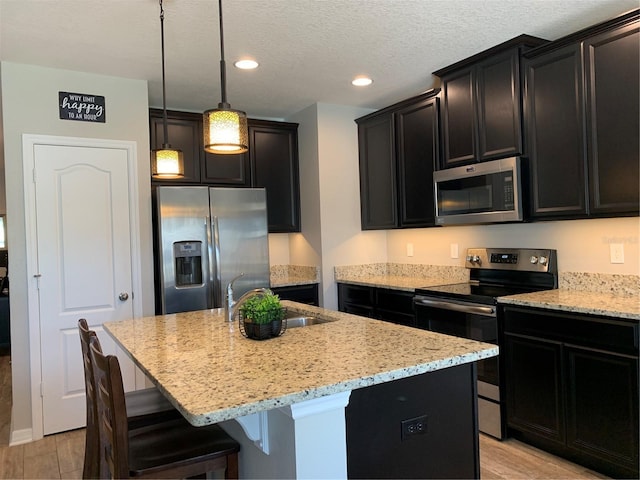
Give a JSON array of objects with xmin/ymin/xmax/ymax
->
[{"xmin": 434, "ymin": 157, "xmax": 524, "ymax": 225}]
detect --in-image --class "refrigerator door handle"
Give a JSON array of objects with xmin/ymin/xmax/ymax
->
[{"xmin": 210, "ymin": 215, "xmax": 222, "ymax": 308}]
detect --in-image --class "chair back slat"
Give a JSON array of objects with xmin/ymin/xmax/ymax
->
[
  {"xmin": 78, "ymin": 318, "xmax": 99, "ymax": 479},
  {"xmin": 89, "ymin": 336, "xmax": 131, "ymax": 479}
]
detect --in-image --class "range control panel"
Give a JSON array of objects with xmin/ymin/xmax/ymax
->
[{"xmin": 465, "ymin": 248, "xmax": 557, "ymax": 273}]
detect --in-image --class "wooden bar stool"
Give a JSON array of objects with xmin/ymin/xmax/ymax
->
[
  {"xmin": 79, "ymin": 318, "xmax": 180, "ymax": 478},
  {"xmin": 89, "ymin": 335, "xmax": 240, "ymax": 479}
]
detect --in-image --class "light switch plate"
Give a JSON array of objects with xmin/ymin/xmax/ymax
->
[
  {"xmin": 450, "ymin": 243, "xmax": 459, "ymax": 259},
  {"xmin": 407, "ymin": 243, "xmax": 414, "ymax": 257}
]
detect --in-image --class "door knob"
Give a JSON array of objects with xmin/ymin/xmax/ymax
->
[{"xmin": 119, "ymin": 292, "xmax": 129, "ymax": 301}]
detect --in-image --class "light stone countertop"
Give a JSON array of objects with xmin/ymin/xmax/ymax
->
[
  {"xmin": 104, "ymin": 301, "xmax": 497, "ymax": 426},
  {"xmin": 270, "ymin": 265, "xmax": 319, "ymax": 287},
  {"xmin": 498, "ymin": 289, "xmax": 640, "ymax": 321},
  {"xmin": 334, "ymin": 263, "xmax": 469, "ymax": 292},
  {"xmin": 270, "ymin": 273, "xmax": 318, "ymax": 287},
  {"xmin": 335, "ymin": 265, "xmax": 639, "ymax": 320},
  {"xmin": 334, "ymin": 274, "xmax": 458, "ymax": 292}
]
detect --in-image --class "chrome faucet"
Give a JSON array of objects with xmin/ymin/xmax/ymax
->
[
  {"xmin": 224, "ymin": 273, "xmax": 270, "ymax": 322},
  {"xmin": 224, "ymin": 273, "xmax": 244, "ymax": 322}
]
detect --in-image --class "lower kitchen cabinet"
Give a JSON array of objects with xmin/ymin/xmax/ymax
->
[
  {"xmin": 337, "ymin": 283, "xmax": 415, "ymax": 327},
  {"xmin": 271, "ymin": 284, "xmax": 318, "ymax": 306},
  {"xmin": 502, "ymin": 306, "xmax": 639, "ymax": 479}
]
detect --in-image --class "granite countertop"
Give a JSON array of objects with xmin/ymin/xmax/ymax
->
[
  {"xmin": 270, "ymin": 265, "xmax": 319, "ymax": 287},
  {"xmin": 334, "ymin": 274, "xmax": 454, "ymax": 291},
  {"xmin": 336, "ymin": 265, "xmax": 639, "ymax": 320},
  {"xmin": 335, "ymin": 263, "xmax": 469, "ymax": 292},
  {"xmin": 104, "ymin": 301, "xmax": 497, "ymax": 426},
  {"xmin": 498, "ymin": 289, "xmax": 640, "ymax": 321}
]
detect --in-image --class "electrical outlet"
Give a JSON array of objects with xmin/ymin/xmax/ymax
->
[
  {"xmin": 407, "ymin": 243, "xmax": 414, "ymax": 257},
  {"xmin": 610, "ymin": 243, "xmax": 624, "ymax": 264},
  {"xmin": 401, "ymin": 415, "xmax": 428, "ymax": 441},
  {"xmin": 450, "ymin": 243, "xmax": 459, "ymax": 259}
]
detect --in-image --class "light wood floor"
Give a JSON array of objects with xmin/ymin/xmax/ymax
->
[{"xmin": 0, "ymin": 354, "xmax": 611, "ymax": 479}]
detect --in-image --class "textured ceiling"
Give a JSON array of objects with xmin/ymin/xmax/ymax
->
[{"xmin": 0, "ymin": 0, "xmax": 637, "ymax": 119}]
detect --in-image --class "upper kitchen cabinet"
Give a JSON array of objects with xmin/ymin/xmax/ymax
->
[
  {"xmin": 524, "ymin": 9, "xmax": 639, "ymax": 220},
  {"xmin": 524, "ymin": 44, "xmax": 587, "ymax": 217},
  {"xmin": 434, "ymin": 35, "xmax": 547, "ymax": 169},
  {"xmin": 249, "ymin": 120, "xmax": 301, "ymax": 233},
  {"xmin": 584, "ymin": 17, "xmax": 639, "ymax": 215},
  {"xmin": 150, "ymin": 109, "xmax": 250, "ymax": 186},
  {"xmin": 149, "ymin": 109, "xmax": 203, "ymax": 184},
  {"xmin": 202, "ymin": 150, "xmax": 250, "ymax": 186},
  {"xmin": 150, "ymin": 111, "xmax": 301, "ymax": 232},
  {"xmin": 356, "ymin": 90, "xmax": 441, "ymax": 230}
]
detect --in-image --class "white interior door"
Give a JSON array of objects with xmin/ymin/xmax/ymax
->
[{"xmin": 34, "ymin": 143, "xmax": 138, "ymax": 435}]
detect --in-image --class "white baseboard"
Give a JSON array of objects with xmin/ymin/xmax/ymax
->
[{"xmin": 9, "ymin": 426, "xmax": 33, "ymax": 446}]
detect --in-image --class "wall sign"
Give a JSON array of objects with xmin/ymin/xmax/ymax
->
[{"xmin": 58, "ymin": 91, "xmax": 106, "ymax": 123}]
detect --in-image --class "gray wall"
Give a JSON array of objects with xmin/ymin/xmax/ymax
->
[{"xmin": 0, "ymin": 62, "xmax": 154, "ymax": 440}]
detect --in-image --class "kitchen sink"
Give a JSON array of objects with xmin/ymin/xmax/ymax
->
[{"xmin": 284, "ymin": 315, "xmax": 335, "ymax": 328}]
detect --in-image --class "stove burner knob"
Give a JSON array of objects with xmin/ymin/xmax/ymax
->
[
  {"xmin": 539, "ymin": 256, "xmax": 548, "ymax": 266},
  {"xmin": 530, "ymin": 255, "xmax": 539, "ymax": 264},
  {"xmin": 466, "ymin": 255, "xmax": 473, "ymax": 262},
  {"xmin": 472, "ymin": 255, "xmax": 481, "ymax": 264}
]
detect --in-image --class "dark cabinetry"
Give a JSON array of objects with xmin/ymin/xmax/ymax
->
[
  {"xmin": 149, "ymin": 110, "xmax": 206, "ymax": 184},
  {"xmin": 150, "ymin": 109, "xmax": 250, "ymax": 186},
  {"xmin": 584, "ymin": 22, "xmax": 639, "ymax": 215},
  {"xmin": 347, "ymin": 363, "xmax": 479, "ymax": 479},
  {"xmin": 356, "ymin": 91, "xmax": 440, "ymax": 230},
  {"xmin": 150, "ymin": 110, "xmax": 301, "ymax": 232},
  {"xmin": 524, "ymin": 10, "xmax": 639, "ymax": 220},
  {"xmin": 249, "ymin": 120, "xmax": 300, "ymax": 233},
  {"xmin": 337, "ymin": 283, "xmax": 414, "ymax": 327},
  {"xmin": 434, "ymin": 35, "xmax": 547, "ymax": 168},
  {"xmin": 271, "ymin": 284, "xmax": 318, "ymax": 306},
  {"xmin": 503, "ymin": 306, "xmax": 639, "ymax": 479},
  {"xmin": 0, "ymin": 296, "xmax": 9, "ymax": 354},
  {"xmin": 525, "ymin": 45, "xmax": 586, "ymax": 217}
]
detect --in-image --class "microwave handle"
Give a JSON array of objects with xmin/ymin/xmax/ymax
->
[{"xmin": 414, "ymin": 296, "xmax": 495, "ymax": 317}]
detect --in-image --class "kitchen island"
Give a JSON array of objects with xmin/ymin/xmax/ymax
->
[{"xmin": 104, "ymin": 301, "xmax": 498, "ymax": 479}]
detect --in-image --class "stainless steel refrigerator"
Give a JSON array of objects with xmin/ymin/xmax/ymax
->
[{"xmin": 154, "ymin": 186, "xmax": 270, "ymax": 314}]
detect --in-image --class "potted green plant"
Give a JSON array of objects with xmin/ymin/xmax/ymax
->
[{"xmin": 239, "ymin": 291, "xmax": 285, "ymax": 340}]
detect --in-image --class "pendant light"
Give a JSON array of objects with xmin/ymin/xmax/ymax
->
[
  {"xmin": 203, "ymin": 0, "xmax": 249, "ymax": 154},
  {"xmin": 151, "ymin": 0, "xmax": 184, "ymax": 178}
]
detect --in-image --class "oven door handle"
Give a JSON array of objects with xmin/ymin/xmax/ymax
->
[{"xmin": 414, "ymin": 297, "xmax": 496, "ymax": 316}]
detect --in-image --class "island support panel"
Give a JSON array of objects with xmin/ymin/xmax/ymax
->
[{"xmin": 346, "ymin": 363, "xmax": 480, "ymax": 479}]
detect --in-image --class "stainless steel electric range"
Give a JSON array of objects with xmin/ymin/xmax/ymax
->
[{"xmin": 413, "ymin": 248, "xmax": 558, "ymax": 439}]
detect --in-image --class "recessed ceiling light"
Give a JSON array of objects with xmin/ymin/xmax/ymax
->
[
  {"xmin": 352, "ymin": 76, "xmax": 373, "ymax": 87},
  {"xmin": 235, "ymin": 59, "xmax": 259, "ymax": 70}
]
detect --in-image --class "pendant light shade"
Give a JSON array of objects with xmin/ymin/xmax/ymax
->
[
  {"xmin": 203, "ymin": 0, "xmax": 249, "ymax": 154},
  {"xmin": 203, "ymin": 107, "xmax": 248, "ymax": 153},
  {"xmin": 151, "ymin": 0, "xmax": 184, "ymax": 178},
  {"xmin": 152, "ymin": 147, "xmax": 184, "ymax": 177}
]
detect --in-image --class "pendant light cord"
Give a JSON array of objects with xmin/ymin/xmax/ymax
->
[
  {"xmin": 218, "ymin": 0, "xmax": 228, "ymax": 106},
  {"xmin": 159, "ymin": 0, "xmax": 169, "ymax": 146}
]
